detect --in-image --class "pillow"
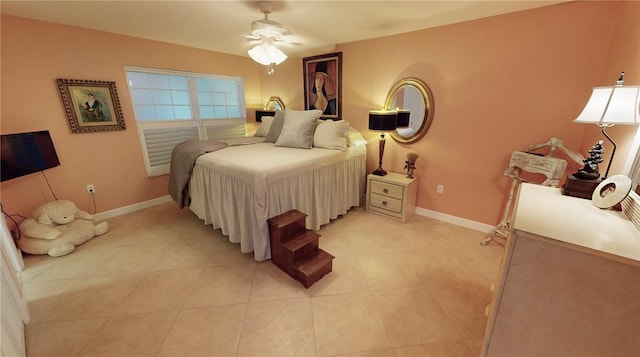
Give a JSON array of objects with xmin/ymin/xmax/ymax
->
[
  {"xmin": 346, "ymin": 127, "xmax": 368, "ymax": 147},
  {"xmin": 313, "ymin": 120, "xmax": 349, "ymax": 151},
  {"xmin": 275, "ymin": 109, "xmax": 323, "ymax": 149},
  {"xmin": 264, "ymin": 110, "xmax": 285, "ymax": 143},
  {"xmin": 253, "ymin": 116, "xmax": 274, "ymax": 137}
]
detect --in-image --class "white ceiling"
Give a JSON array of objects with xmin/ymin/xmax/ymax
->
[{"xmin": 1, "ymin": 0, "xmax": 569, "ymax": 59}]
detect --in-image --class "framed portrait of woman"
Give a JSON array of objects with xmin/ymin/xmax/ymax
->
[
  {"xmin": 303, "ymin": 52, "xmax": 342, "ymax": 120},
  {"xmin": 57, "ymin": 79, "xmax": 126, "ymax": 133}
]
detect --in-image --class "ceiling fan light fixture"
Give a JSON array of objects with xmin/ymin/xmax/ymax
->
[{"xmin": 248, "ymin": 43, "xmax": 287, "ymax": 66}]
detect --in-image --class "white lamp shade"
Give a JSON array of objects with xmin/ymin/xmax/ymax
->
[
  {"xmin": 574, "ymin": 85, "xmax": 640, "ymax": 125},
  {"xmin": 248, "ymin": 44, "xmax": 287, "ymax": 66}
]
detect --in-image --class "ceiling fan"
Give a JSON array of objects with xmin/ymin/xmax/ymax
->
[
  {"xmin": 245, "ymin": 1, "xmax": 302, "ymax": 46},
  {"xmin": 245, "ymin": 2, "xmax": 301, "ymax": 74}
]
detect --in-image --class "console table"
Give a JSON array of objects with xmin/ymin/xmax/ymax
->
[
  {"xmin": 482, "ymin": 151, "xmax": 568, "ymax": 245},
  {"xmin": 482, "ymin": 183, "xmax": 640, "ymax": 356}
]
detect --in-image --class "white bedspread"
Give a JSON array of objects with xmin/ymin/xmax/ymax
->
[{"xmin": 188, "ymin": 143, "xmax": 366, "ymax": 261}]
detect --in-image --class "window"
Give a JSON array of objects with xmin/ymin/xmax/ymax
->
[{"xmin": 125, "ymin": 66, "xmax": 247, "ymax": 177}]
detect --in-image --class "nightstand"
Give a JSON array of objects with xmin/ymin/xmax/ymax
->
[{"xmin": 366, "ymin": 172, "xmax": 418, "ymax": 223}]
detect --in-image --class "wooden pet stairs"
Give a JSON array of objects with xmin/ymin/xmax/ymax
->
[{"xmin": 267, "ymin": 210, "xmax": 334, "ymax": 288}]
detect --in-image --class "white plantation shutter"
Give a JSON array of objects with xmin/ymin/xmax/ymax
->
[
  {"xmin": 125, "ymin": 66, "xmax": 246, "ymax": 176},
  {"xmin": 140, "ymin": 125, "xmax": 199, "ymax": 176},
  {"xmin": 204, "ymin": 123, "xmax": 246, "ymax": 141}
]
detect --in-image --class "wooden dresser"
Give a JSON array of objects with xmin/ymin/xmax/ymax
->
[{"xmin": 482, "ymin": 183, "xmax": 640, "ymax": 356}]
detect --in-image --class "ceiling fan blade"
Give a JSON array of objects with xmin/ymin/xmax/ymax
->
[
  {"xmin": 245, "ymin": 34, "xmax": 262, "ymax": 42},
  {"xmin": 273, "ymin": 36, "xmax": 303, "ymax": 46},
  {"xmin": 246, "ymin": 2, "xmax": 304, "ymax": 49}
]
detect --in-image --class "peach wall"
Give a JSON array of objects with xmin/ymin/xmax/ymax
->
[
  {"xmin": 0, "ymin": 15, "xmax": 263, "ymax": 223},
  {"xmin": 1, "ymin": 1, "xmax": 638, "ymax": 231},
  {"xmin": 263, "ymin": 1, "xmax": 637, "ymax": 225},
  {"xmin": 580, "ymin": 1, "xmax": 640, "ymax": 176}
]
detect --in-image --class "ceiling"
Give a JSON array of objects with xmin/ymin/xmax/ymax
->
[{"xmin": 1, "ymin": 1, "xmax": 569, "ymax": 59}]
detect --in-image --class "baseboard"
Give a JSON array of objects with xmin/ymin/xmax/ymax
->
[
  {"xmin": 414, "ymin": 207, "xmax": 494, "ymax": 233},
  {"xmin": 93, "ymin": 195, "xmax": 494, "ymax": 235},
  {"xmin": 94, "ymin": 195, "xmax": 173, "ymax": 221}
]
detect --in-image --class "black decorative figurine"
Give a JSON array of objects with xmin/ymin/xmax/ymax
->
[
  {"xmin": 572, "ymin": 140, "xmax": 604, "ymax": 180},
  {"xmin": 562, "ymin": 140, "xmax": 606, "ymax": 199}
]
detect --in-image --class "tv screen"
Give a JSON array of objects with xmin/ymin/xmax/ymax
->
[{"xmin": 1, "ymin": 130, "xmax": 61, "ymax": 182}]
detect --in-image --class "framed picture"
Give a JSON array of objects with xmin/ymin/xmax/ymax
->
[
  {"xmin": 303, "ymin": 52, "xmax": 342, "ymax": 120},
  {"xmin": 57, "ymin": 79, "xmax": 126, "ymax": 133}
]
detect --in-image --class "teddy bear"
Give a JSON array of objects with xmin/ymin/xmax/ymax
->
[{"xmin": 17, "ymin": 200, "xmax": 108, "ymax": 257}]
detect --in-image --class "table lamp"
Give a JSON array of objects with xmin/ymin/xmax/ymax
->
[
  {"xmin": 369, "ymin": 110, "xmax": 398, "ymax": 176},
  {"xmin": 574, "ymin": 71, "xmax": 640, "ymax": 179}
]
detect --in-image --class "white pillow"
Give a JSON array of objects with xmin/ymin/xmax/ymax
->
[
  {"xmin": 254, "ymin": 116, "xmax": 274, "ymax": 137},
  {"xmin": 346, "ymin": 127, "xmax": 368, "ymax": 147},
  {"xmin": 313, "ymin": 120, "xmax": 349, "ymax": 151},
  {"xmin": 275, "ymin": 109, "xmax": 323, "ymax": 149}
]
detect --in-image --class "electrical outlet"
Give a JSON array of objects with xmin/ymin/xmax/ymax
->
[
  {"xmin": 86, "ymin": 184, "xmax": 95, "ymax": 194},
  {"xmin": 437, "ymin": 184, "xmax": 444, "ymax": 194}
]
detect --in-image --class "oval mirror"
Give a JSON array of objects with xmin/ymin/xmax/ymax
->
[{"xmin": 384, "ymin": 78, "xmax": 434, "ymax": 144}]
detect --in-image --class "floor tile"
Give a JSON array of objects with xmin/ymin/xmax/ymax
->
[
  {"xmin": 371, "ymin": 287, "xmax": 462, "ymax": 346},
  {"xmin": 92, "ymin": 244, "xmax": 170, "ymax": 276},
  {"xmin": 249, "ymin": 262, "xmax": 311, "ymax": 302},
  {"xmin": 31, "ymin": 246, "xmax": 118, "ymax": 281},
  {"xmin": 23, "ymin": 278, "xmax": 85, "ymax": 322},
  {"xmin": 237, "ymin": 298, "xmax": 316, "ymax": 356},
  {"xmin": 19, "ymin": 201, "xmax": 503, "ymax": 357},
  {"xmin": 184, "ymin": 265, "xmax": 256, "ymax": 307},
  {"xmin": 357, "ymin": 253, "xmax": 422, "ymax": 290},
  {"xmin": 40, "ymin": 273, "xmax": 146, "ymax": 322},
  {"xmin": 115, "ymin": 268, "xmax": 202, "ymax": 314},
  {"xmin": 77, "ymin": 310, "xmax": 179, "ymax": 357},
  {"xmin": 313, "ymin": 291, "xmax": 392, "ymax": 356},
  {"xmin": 25, "ymin": 318, "xmax": 106, "ymax": 357},
  {"xmin": 393, "ymin": 340, "xmax": 476, "ymax": 357},
  {"xmin": 158, "ymin": 304, "xmax": 247, "ymax": 356},
  {"xmin": 309, "ymin": 255, "xmax": 369, "ymax": 296}
]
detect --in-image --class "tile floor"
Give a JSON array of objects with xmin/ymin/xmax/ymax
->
[{"xmin": 21, "ymin": 202, "xmax": 504, "ymax": 357}]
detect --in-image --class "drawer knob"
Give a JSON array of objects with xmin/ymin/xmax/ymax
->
[
  {"xmin": 382, "ymin": 201, "xmax": 388, "ymax": 206},
  {"xmin": 383, "ymin": 188, "xmax": 389, "ymax": 194}
]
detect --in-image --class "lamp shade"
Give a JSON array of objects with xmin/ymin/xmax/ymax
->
[
  {"xmin": 574, "ymin": 85, "xmax": 640, "ymax": 125},
  {"xmin": 397, "ymin": 109, "xmax": 410, "ymax": 128},
  {"xmin": 369, "ymin": 110, "xmax": 398, "ymax": 131},
  {"xmin": 248, "ymin": 43, "xmax": 288, "ymax": 66}
]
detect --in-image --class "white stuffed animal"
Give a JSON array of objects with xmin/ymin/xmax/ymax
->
[{"xmin": 17, "ymin": 200, "xmax": 108, "ymax": 257}]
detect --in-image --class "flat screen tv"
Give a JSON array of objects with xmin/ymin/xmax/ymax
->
[{"xmin": 1, "ymin": 130, "xmax": 61, "ymax": 182}]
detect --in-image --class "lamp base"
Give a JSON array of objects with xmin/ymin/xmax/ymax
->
[
  {"xmin": 371, "ymin": 167, "xmax": 387, "ymax": 176},
  {"xmin": 561, "ymin": 174, "xmax": 601, "ymax": 199},
  {"xmin": 372, "ymin": 133, "xmax": 387, "ymax": 176}
]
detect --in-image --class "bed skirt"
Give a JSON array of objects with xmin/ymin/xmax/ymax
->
[{"xmin": 188, "ymin": 152, "xmax": 366, "ymax": 261}]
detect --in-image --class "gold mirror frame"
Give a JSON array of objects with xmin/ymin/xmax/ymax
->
[
  {"xmin": 384, "ymin": 78, "xmax": 434, "ymax": 144},
  {"xmin": 265, "ymin": 96, "xmax": 285, "ymax": 110}
]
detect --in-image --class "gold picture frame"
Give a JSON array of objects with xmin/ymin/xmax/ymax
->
[
  {"xmin": 265, "ymin": 96, "xmax": 285, "ymax": 110},
  {"xmin": 57, "ymin": 79, "xmax": 126, "ymax": 133}
]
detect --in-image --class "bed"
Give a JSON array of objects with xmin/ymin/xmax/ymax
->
[{"xmin": 171, "ymin": 109, "xmax": 368, "ymax": 261}]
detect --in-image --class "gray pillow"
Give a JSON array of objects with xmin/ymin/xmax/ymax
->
[
  {"xmin": 275, "ymin": 109, "xmax": 323, "ymax": 149},
  {"xmin": 264, "ymin": 110, "xmax": 285, "ymax": 143},
  {"xmin": 254, "ymin": 116, "xmax": 274, "ymax": 137}
]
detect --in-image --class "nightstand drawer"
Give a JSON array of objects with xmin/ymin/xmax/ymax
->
[
  {"xmin": 370, "ymin": 192, "xmax": 402, "ymax": 213},
  {"xmin": 370, "ymin": 180, "xmax": 404, "ymax": 200}
]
